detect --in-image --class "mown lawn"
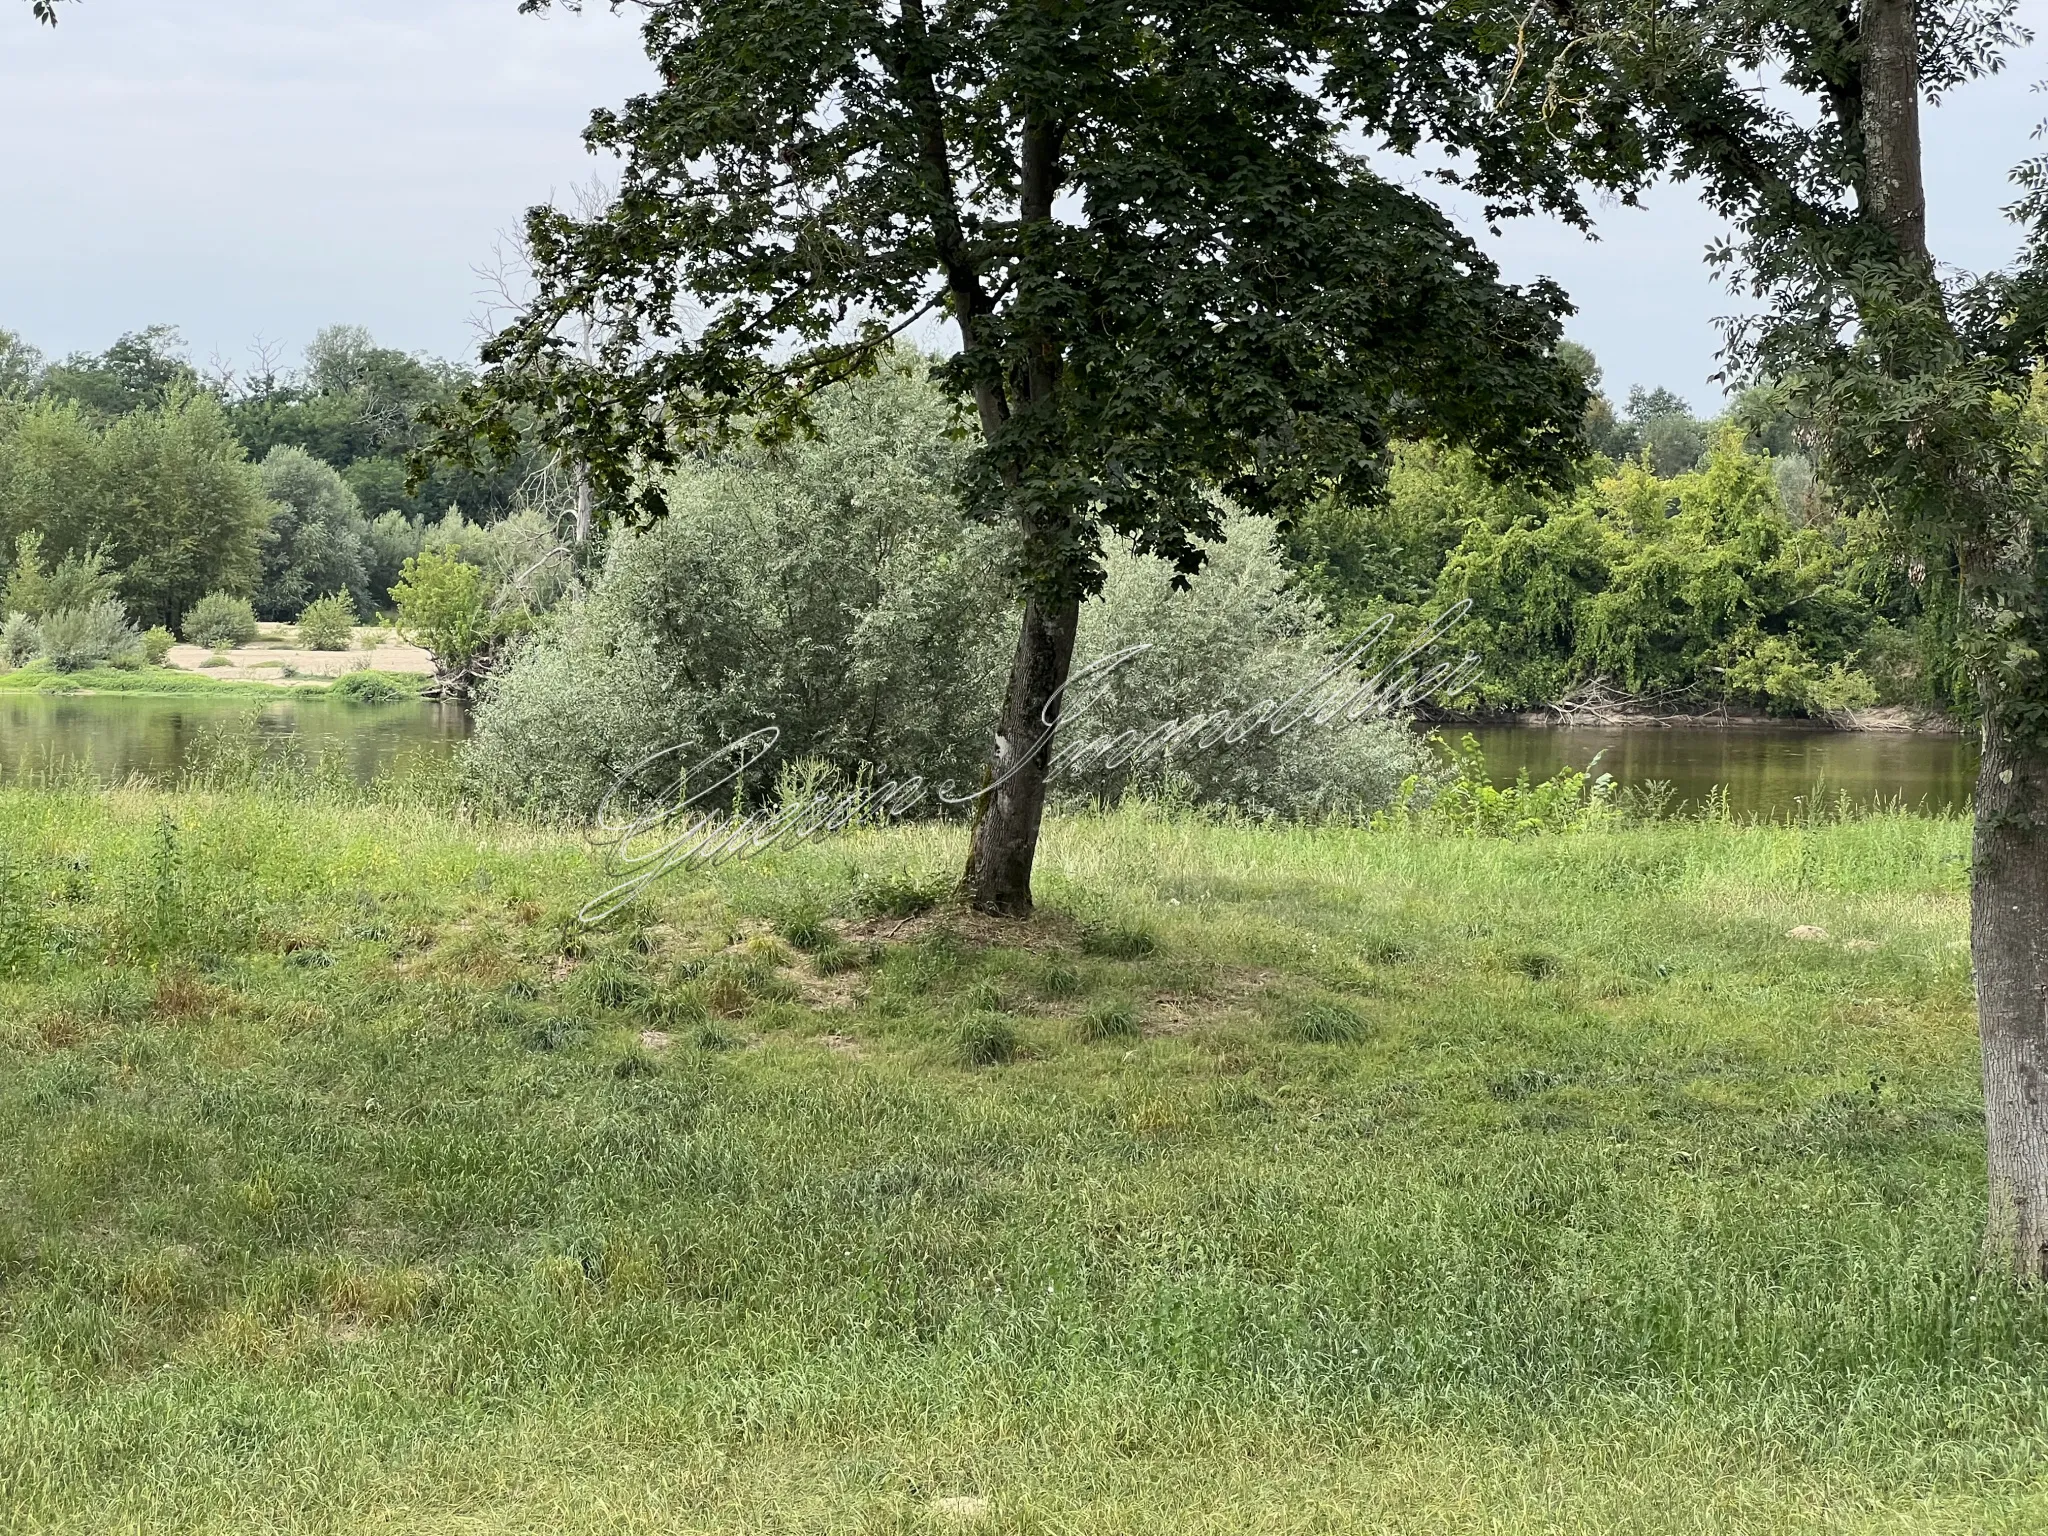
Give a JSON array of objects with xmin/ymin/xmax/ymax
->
[{"xmin": 1, "ymin": 786, "xmax": 2038, "ymax": 1533}]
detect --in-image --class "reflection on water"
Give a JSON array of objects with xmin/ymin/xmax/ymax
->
[
  {"xmin": 1460, "ymin": 722, "xmax": 1980, "ymax": 818},
  {"xmin": 0, "ymin": 693, "xmax": 470, "ymax": 787},
  {"xmin": 0, "ymin": 694, "xmax": 1984, "ymax": 818}
]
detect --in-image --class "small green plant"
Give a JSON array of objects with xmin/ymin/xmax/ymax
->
[
  {"xmin": 777, "ymin": 908, "xmax": 833, "ymax": 952},
  {"xmin": 141, "ymin": 626, "xmax": 176, "ymax": 666},
  {"xmin": 852, "ymin": 869, "xmax": 946, "ymax": 920},
  {"xmin": 295, "ymin": 592, "xmax": 357, "ymax": 652},
  {"xmin": 200, "ymin": 653, "xmax": 232, "ymax": 669},
  {"xmin": 1289, "ymin": 997, "xmax": 1367, "ymax": 1044},
  {"xmin": 1390, "ymin": 734, "xmax": 1617, "ymax": 837},
  {"xmin": 181, "ymin": 591, "xmax": 258, "ymax": 650},
  {"xmin": 957, "ymin": 1011, "xmax": 1019, "ymax": 1067},
  {"xmin": 329, "ymin": 670, "xmax": 418, "ymax": 704},
  {"xmin": 1076, "ymin": 1000, "xmax": 1141, "ymax": 1042}
]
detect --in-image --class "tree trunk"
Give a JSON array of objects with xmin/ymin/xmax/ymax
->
[
  {"xmin": 1973, "ymin": 715, "xmax": 2048, "ymax": 1282},
  {"xmin": 1859, "ymin": 0, "xmax": 1929, "ymax": 262},
  {"xmin": 961, "ymin": 594, "xmax": 1081, "ymax": 916}
]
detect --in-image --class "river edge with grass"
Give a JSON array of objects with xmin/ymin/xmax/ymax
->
[
  {"xmin": 1, "ymin": 784, "xmax": 2037, "ymax": 1533},
  {"xmin": 2, "ymin": 683, "xmax": 1982, "ymax": 819}
]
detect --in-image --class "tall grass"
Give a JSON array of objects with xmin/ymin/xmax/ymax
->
[{"xmin": 0, "ymin": 783, "xmax": 2034, "ymax": 1533}]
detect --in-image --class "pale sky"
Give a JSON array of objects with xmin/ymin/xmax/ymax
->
[{"xmin": 4, "ymin": 0, "xmax": 2045, "ymax": 411}]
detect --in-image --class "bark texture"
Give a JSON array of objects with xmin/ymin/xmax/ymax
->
[
  {"xmin": 1972, "ymin": 725, "xmax": 2048, "ymax": 1282},
  {"xmin": 961, "ymin": 596, "xmax": 1081, "ymax": 916},
  {"xmin": 1859, "ymin": 0, "xmax": 1929, "ymax": 261}
]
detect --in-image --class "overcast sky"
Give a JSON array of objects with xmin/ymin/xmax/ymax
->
[{"xmin": 5, "ymin": 0, "xmax": 2045, "ymax": 412}]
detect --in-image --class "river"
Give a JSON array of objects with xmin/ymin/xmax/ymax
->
[
  {"xmin": 0, "ymin": 692, "xmax": 1981, "ymax": 818},
  {"xmin": 0, "ymin": 692, "xmax": 470, "ymax": 788}
]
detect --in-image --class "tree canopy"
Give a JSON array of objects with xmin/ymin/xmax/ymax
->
[{"xmin": 455, "ymin": 0, "xmax": 1658, "ymax": 912}]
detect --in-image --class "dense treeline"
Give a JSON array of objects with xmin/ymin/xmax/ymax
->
[
  {"xmin": 2, "ymin": 322, "xmax": 1950, "ymax": 719},
  {"xmin": 0, "ymin": 322, "xmax": 547, "ymax": 667},
  {"xmin": 1287, "ymin": 348, "xmax": 1949, "ymax": 719}
]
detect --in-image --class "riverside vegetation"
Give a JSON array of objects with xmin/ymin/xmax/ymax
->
[{"xmin": 1, "ymin": 762, "xmax": 2037, "ymax": 1533}]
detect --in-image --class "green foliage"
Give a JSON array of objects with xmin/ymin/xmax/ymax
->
[
  {"xmin": 460, "ymin": 3, "xmax": 1626, "ymax": 601},
  {"xmin": 1390, "ymin": 734, "xmax": 1617, "ymax": 837},
  {"xmin": 1403, "ymin": 434, "xmax": 1891, "ymax": 715},
  {"xmin": 140, "ymin": 626, "xmax": 175, "ymax": 666},
  {"xmin": 1065, "ymin": 510, "xmax": 1425, "ymax": 818},
  {"xmin": 851, "ymin": 870, "xmax": 947, "ymax": 921},
  {"xmin": 180, "ymin": 591, "xmax": 257, "ymax": 650},
  {"xmin": 40, "ymin": 544, "xmax": 119, "ymax": 615},
  {"xmin": 224, "ymin": 325, "xmax": 535, "ymax": 530},
  {"xmin": 391, "ymin": 549, "xmax": 495, "ymax": 691},
  {"xmin": 3, "ymin": 531, "xmax": 47, "ymax": 617},
  {"xmin": 294, "ymin": 591, "xmax": 357, "ymax": 652},
  {"xmin": 36, "ymin": 598, "xmax": 143, "ymax": 672},
  {"xmin": 254, "ymin": 445, "xmax": 371, "ymax": 621},
  {"xmin": 0, "ymin": 327, "xmax": 44, "ymax": 397},
  {"xmin": 327, "ymin": 670, "xmax": 421, "ymax": 705},
  {"xmin": 36, "ymin": 325, "xmax": 196, "ymax": 418},
  {"xmin": 0, "ymin": 391, "xmax": 270, "ymax": 629},
  {"xmin": 1, "ymin": 610, "xmax": 39, "ymax": 669},
  {"xmin": 466, "ymin": 358, "xmax": 1010, "ymax": 818}
]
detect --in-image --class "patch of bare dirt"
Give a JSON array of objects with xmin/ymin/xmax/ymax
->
[{"xmin": 162, "ymin": 622, "xmax": 432, "ymax": 684}]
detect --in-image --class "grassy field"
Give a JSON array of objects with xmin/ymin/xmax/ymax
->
[{"xmin": 1, "ymin": 784, "xmax": 2039, "ymax": 1533}]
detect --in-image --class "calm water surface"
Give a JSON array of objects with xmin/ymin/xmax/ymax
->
[
  {"xmin": 1462, "ymin": 722, "xmax": 1980, "ymax": 817},
  {"xmin": 0, "ymin": 694, "xmax": 1982, "ymax": 817},
  {"xmin": 0, "ymin": 693, "xmax": 469, "ymax": 787}
]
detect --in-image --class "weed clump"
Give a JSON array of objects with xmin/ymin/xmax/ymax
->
[
  {"xmin": 1289, "ymin": 997, "xmax": 1368, "ymax": 1044},
  {"xmin": 958, "ymin": 1012, "xmax": 1019, "ymax": 1067},
  {"xmin": 853, "ymin": 870, "xmax": 947, "ymax": 919},
  {"xmin": 613, "ymin": 1049, "xmax": 659, "ymax": 1080},
  {"xmin": 1037, "ymin": 960, "xmax": 1084, "ymax": 999},
  {"xmin": 813, "ymin": 942, "xmax": 873, "ymax": 975},
  {"xmin": 1076, "ymin": 1000, "xmax": 1142, "ymax": 1042},
  {"xmin": 778, "ymin": 908, "xmax": 833, "ymax": 951}
]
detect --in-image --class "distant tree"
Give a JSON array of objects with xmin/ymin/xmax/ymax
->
[
  {"xmin": 40, "ymin": 326, "xmax": 199, "ymax": 419},
  {"xmin": 98, "ymin": 394, "xmax": 270, "ymax": 627},
  {"xmin": 225, "ymin": 327, "xmax": 533, "ymax": 525},
  {"xmin": 254, "ymin": 445, "xmax": 372, "ymax": 621},
  {"xmin": 1623, "ymin": 386, "xmax": 1707, "ymax": 478},
  {"xmin": 0, "ymin": 329, "xmax": 43, "ymax": 397},
  {"xmin": 1556, "ymin": 341, "xmax": 1634, "ymax": 462}
]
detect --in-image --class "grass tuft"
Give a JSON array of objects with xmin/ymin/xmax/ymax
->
[
  {"xmin": 1288, "ymin": 996, "xmax": 1369, "ymax": 1044},
  {"xmin": 956, "ymin": 1010, "xmax": 1020, "ymax": 1067},
  {"xmin": 1076, "ymin": 999, "xmax": 1142, "ymax": 1042}
]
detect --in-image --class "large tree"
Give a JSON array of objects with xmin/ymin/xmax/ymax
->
[
  {"xmin": 450, "ymin": 0, "xmax": 1640, "ymax": 914},
  {"xmin": 1495, "ymin": 0, "xmax": 2047, "ymax": 1279}
]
